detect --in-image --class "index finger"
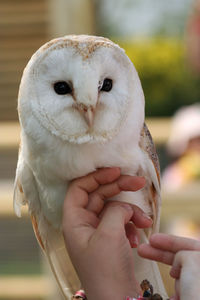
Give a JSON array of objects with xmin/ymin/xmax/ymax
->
[
  {"xmin": 65, "ymin": 168, "xmax": 121, "ymax": 209},
  {"xmin": 137, "ymin": 233, "xmax": 200, "ymax": 266},
  {"xmin": 150, "ymin": 233, "xmax": 200, "ymax": 253},
  {"xmin": 137, "ymin": 243, "xmax": 175, "ymax": 265}
]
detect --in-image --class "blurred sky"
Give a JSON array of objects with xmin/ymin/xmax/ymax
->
[{"xmin": 97, "ymin": 0, "xmax": 193, "ymax": 37}]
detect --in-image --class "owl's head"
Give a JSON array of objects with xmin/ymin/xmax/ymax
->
[{"xmin": 18, "ymin": 35, "xmax": 144, "ymax": 144}]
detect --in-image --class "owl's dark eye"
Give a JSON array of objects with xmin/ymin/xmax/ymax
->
[
  {"xmin": 54, "ymin": 81, "xmax": 72, "ymax": 95},
  {"xmin": 100, "ymin": 78, "xmax": 113, "ymax": 92}
]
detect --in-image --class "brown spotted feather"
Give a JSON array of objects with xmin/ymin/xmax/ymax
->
[{"xmin": 139, "ymin": 123, "xmax": 160, "ymax": 185}]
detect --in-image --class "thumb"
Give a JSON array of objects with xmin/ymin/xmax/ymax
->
[
  {"xmin": 170, "ymin": 251, "xmax": 186, "ymax": 279},
  {"xmin": 97, "ymin": 202, "xmax": 134, "ymax": 233}
]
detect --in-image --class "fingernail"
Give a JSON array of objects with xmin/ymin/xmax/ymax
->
[
  {"xmin": 142, "ymin": 213, "xmax": 152, "ymax": 221},
  {"xmin": 131, "ymin": 235, "xmax": 139, "ymax": 248}
]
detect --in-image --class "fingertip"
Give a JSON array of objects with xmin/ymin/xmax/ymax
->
[
  {"xmin": 130, "ymin": 242, "xmax": 138, "ymax": 248},
  {"xmin": 118, "ymin": 204, "xmax": 134, "ymax": 223},
  {"xmin": 102, "ymin": 166, "xmax": 120, "ymax": 174},
  {"xmin": 114, "ymin": 166, "xmax": 121, "ymax": 172},
  {"xmin": 142, "ymin": 212, "xmax": 153, "ymax": 223},
  {"xmin": 169, "ymin": 266, "xmax": 179, "ymax": 279},
  {"xmin": 132, "ymin": 176, "xmax": 146, "ymax": 190},
  {"xmin": 99, "ymin": 202, "xmax": 134, "ymax": 232},
  {"xmin": 130, "ymin": 206, "xmax": 153, "ymax": 229},
  {"xmin": 104, "ymin": 167, "xmax": 121, "ymax": 178},
  {"xmin": 118, "ymin": 175, "xmax": 146, "ymax": 192},
  {"xmin": 111, "ymin": 167, "xmax": 121, "ymax": 177},
  {"xmin": 93, "ymin": 167, "xmax": 121, "ymax": 185},
  {"xmin": 129, "ymin": 234, "xmax": 139, "ymax": 248},
  {"xmin": 139, "ymin": 176, "xmax": 146, "ymax": 186}
]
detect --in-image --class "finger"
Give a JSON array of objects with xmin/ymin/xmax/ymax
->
[
  {"xmin": 99, "ymin": 202, "xmax": 152, "ymax": 231},
  {"xmin": 87, "ymin": 176, "xmax": 146, "ymax": 214},
  {"xmin": 97, "ymin": 202, "xmax": 134, "ymax": 234},
  {"xmin": 99, "ymin": 200, "xmax": 152, "ymax": 229},
  {"xmin": 137, "ymin": 243, "xmax": 175, "ymax": 265},
  {"xmin": 130, "ymin": 206, "xmax": 153, "ymax": 228},
  {"xmin": 65, "ymin": 167, "xmax": 121, "ymax": 209},
  {"xmin": 170, "ymin": 251, "xmax": 188, "ymax": 279},
  {"xmin": 125, "ymin": 222, "xmax": 140, "ymax": 248},
  {"xmin": 63, "ymin": 168, "xmax": 120, "ymax": 234},
  {"xmin": 63, "ymin": 208, "xmax": 99, "ymax": 247},
  {"xmin": 149, "ymin": 233, "xmax": 200, "ymax": 253},
  {"xmin": 174, "ymin": 279, "xmax": 180, "ymax": 300}
]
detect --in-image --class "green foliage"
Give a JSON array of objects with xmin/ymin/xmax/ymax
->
[{"xmin": 116, "ymin": 38, "xmax": 200, "ymax": 116}]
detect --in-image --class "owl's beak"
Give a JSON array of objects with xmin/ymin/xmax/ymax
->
[{"xmin": 84, "ymin": 107, "xmax": 95, "ymax": 127}]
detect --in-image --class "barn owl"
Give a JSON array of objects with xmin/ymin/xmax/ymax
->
[{"xmin": 14, "ymin": 35, "xmax": 167, "ymax": 299}]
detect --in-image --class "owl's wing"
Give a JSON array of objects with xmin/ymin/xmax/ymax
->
[
  {"xmin": 139, "ymin": 122, "xmax": 161, "ymax": 234},
  {"xmin": 14, "ymin": 151, "xmax": 80, "ymax": 299},
  {"xmin": 13, "ymin": 150, "xmax": 40, "ymax": 217},
  {"xmin": 37, "ymin": 218, "xmax": 81, "ymax": 299},
  {"xmin": 136, "ymin": 123, "xmax": 168, "ymax": 298}
]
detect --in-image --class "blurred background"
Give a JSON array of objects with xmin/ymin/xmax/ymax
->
[{"xmin": 0, "ymin": 0, "xmax": 200, "ymax": 299}]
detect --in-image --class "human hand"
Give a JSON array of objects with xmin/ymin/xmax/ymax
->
[
  {"xmin": 170, "ymin": 250, "xmax": 200, "ymax": 300},
  {"xmin": 138, "ymin": 233, "xmax": 200, "ymax": 300},
  {"xmin": 62, "ymin": 168, "xmax": 152, "ymax": 300}
]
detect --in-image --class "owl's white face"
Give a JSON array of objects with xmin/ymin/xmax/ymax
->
[{"xmin": 19, "ymin": 36, "xmax": 144, "ymax": 144}]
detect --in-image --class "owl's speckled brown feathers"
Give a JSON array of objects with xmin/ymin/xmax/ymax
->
[{"xmin": 139, "ymin": 123, "xmax": 160, "ymax": 185}]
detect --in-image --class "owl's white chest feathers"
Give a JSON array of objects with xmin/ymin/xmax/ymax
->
[{"xmin": 23, "ymin": 124, "xmax": 151, "ymax": 229}]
